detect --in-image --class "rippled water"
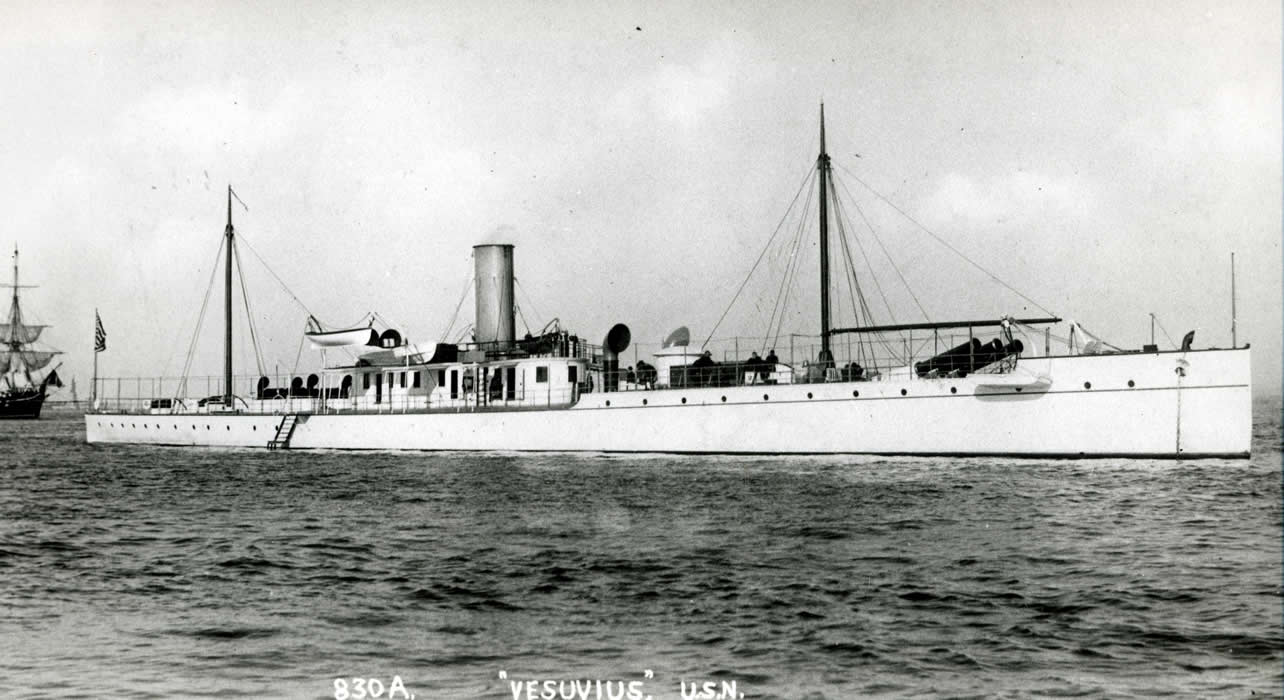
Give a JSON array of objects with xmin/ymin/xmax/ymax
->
[{"xmin": 1, "ymin": 401, "xmax": 1280, "ymax": 699}]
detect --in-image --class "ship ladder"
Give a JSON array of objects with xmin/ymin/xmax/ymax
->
[{"xmin": 267, "ymin": 414, "xmax": 300, "ymax": 450}]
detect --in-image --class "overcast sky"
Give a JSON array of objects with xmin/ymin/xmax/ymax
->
[{"xmin": 3, "ymin": 1, "xmax": 1279, "ymax": 396}]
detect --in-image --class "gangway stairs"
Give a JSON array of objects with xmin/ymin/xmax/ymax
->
[{"xmin": 267, "ymin": 414, "xmax": 300, "ymax": 450}]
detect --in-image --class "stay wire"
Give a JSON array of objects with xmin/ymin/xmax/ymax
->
[
  {"xmin": 833, "ymin": 173, "xmax": 930, "ymax": 320},
  {"xmin": 235, "ymin": 232, "xmax": 321, "ymax": 324},
  {"xmin": 702, "ymin": 162, "xmax": 817, "ymax": 350},
  {"xmin": 440, "ymin": 266, "xmax": 473, "ymax": 344},
  {"xmin": 514, "ymin": 277, "xmax": 543, "ymax": 329},
  {"xmin": 765, "ymin": 172, "xmax": 817, "ymax": 353},
  {"xmin": 231, "ymin": 241, "xmax": 267, "ymax": 378},
  {"xmin": 175, "ymin": 236, "xmax": 226, "ymax": 401},
  {"xmin": 835, "ymin": 162, "xmax": 1056, "ymax": 317}
]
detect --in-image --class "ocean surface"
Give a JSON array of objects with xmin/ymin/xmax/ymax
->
[{"xmin": 1, "ymin": 401, "xmax": 1280, "ymax": 699}]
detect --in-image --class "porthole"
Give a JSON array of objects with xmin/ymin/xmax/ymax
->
[
  {"xmin": 252, "ymin": 425, "xmax": 257, "ymax": 431},
  {"xmin": 1127, "ymin": 380, "xmax": 1135, "ymax": 388},
  {"xmin": 763, "ymin": 394, "xmax": 770, "ymax": 401},
  {"xmin": 807, "ymin": 392, "xmax": 813, "ymax": 399},
  {"xmin": 172, "ymin": 424, "xmax": 177, "ymax": 429},
  {"xmin": 192, "ymin": 425, "xmax": 196, "ymax": 430},
  {"xmin": 852, "ymin": 390, "xmax": 859, "ymax": 398},
  {"xmin": 206, "ymin": 425, "xmax": 210, "ymax": 430},
  {"xmin": 900, "ymin": 389, "xmax": 907, "ymax": 396},
  {"xmin": 131, "ymin": 424, "xmax": 135, "ymax": 428},
  {"xmin": 720, "ymin": 396, "xmax": 726, "ymax": 402},
  {"xmin": 1084, "ymin": 382, "xmax": 1092, "ymax": 390},
  {"xmin": 681, "ymin": 397, "xmax": 687, "ymax": 404},
  {"xmin": 605, "ymin": 400, "xmax": 611, "ymax": 407},
  {"xmin": 642, "ymin": 399, "xmax": 648, "ymax": 406},
  {"xmin": 1015, "ymin": 387, "xmax": 1023, "ymax": 393},
  {"xmin": 226, "ymin": 425, "xmax": 230, "ymax": 430},
  {"xmin": 950, "ymin": 387, "xmax": 957, "ymax": 394}
]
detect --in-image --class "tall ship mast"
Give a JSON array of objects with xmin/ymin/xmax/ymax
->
[
  {"xmin": 84, "ymin": 112, "xmax": 1252, "ymax": 457},
  {"xmin": 1, "ymin": 247, "xmax": 62, "ymax": 419}
]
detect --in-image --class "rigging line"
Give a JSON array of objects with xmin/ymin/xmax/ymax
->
[
  {"xmin": 174, "ymin": 236, "xmax": 226, "ymax": 401},
  {"xmin": 765, "ymin": 172, "xmax": 817, "ymax": 353},
  {"xmin": 290, "ymin": 329, "xmax": 306, "ymax": 378},
  {"xmin": 232, "ymin": 242, "xmax": 267, "ymax": 378},
  {"xmin": 833, "ymin": 202, "xmax": 867, "ymax": 329},
  {"xmin": 1073, "ymin": 320, "xmax": 1126, "ymax": 352},
  {"xmin": 773, "ymin": 172, "xmax": 820, "ymax": 351},
  {"xmin": 775, "ymin": 213, "xmax": 816, "ymax": 354},
  {"xmin": 834, "ymin": 162, "xmax": 1056, "ymax": 317},
  {"xmin": 514, "ymin": 277, "xmax": 543, "ymax": 327},
  {"xmin": 768, "ymin": 181, "xmax": 815, "ymax": 353},
  {"xmin": 702, "ymin": 161, "xmax": 818, "ymax": 350},
  {"xmin": 831, "ymin": 184, "xmax": 878, "ymax": 326},
  {"xmin": 833, "ymin": 173, "xmax": 930, "ymax": 320},
  {"xmin": 440, "ymin": 266, "xmax": 473, "ymax": 344},
  {"xmin": 1151, "ymin": 315, "xmax": 1177, "ymax": 350},
  {"xmin": 335, "ymin": 311, "xmax": 375, "ymax": 330},
  {"xmin": 228, "ymin": 187, "xmax": 250, "ymax": 213},
  {"xmin": 831, "ymin": 184, "xmax": 897, "ymax": 329},
  {"xmin": 235, "ymin": 232, "xmax": 320, "ymax": 323},
  {"xmin": 515, "ymin": 301, "xmax": 531, "ymax": 337},
  {"xmin": 373, "ymin": 310, "xmax": 413, "ymax": 336}
]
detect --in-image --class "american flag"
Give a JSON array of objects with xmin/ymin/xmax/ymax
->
[{"xmin": 94, "ymin": 311, "xmax": 106, "ymax": 353}]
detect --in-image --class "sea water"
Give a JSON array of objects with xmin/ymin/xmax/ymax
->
[{"xmin": 1, "ymin": 400, "xmax": 1280, "ymax": 699}]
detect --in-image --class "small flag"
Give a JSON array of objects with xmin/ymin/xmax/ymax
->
[{"xmin": 94, "ymin": 311, "xmax": 106, "ymax": 353}]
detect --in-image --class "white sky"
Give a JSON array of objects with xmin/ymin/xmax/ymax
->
[{"xmin": 3, "ymin": 1, "xmax": 1280, "ymax": 396}]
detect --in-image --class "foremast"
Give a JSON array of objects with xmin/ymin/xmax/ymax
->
[{"xmin": 224, "ymin": 187, "xmax": 234, "ymax": 408}]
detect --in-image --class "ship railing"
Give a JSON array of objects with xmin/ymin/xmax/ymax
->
[
  {"xmin": 627, "ymin": 326, "xmax": 1065, "ymax": 384},
  {"xmin": 87, "ymin": 373, "xmax": 594, "ymax": 415},
  {"xmin": 316, "ymin": 384, "xmax": 585, "ymax": 414},
  {"xmin": 88, "ymin": 374, "xmax": 335, "ymax": 415},
  {"xmin": 457, "ymin": 336, "xmax": 601, "ymax": 362}
]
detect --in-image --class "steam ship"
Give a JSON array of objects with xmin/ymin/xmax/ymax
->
[
  {"xmin": 2, "ymin": 247, "xmax": 63, "ymax": 419},
  {"xmin": 84, "ymin": 112, "xmax": 1252, "ymax": 457}
]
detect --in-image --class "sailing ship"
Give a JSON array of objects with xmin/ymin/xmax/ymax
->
[
  {"xmin": 84, "ymin": 111, "xmax": 1252, "ymax": 456},
  {"xmin": 2, "ymin": 247, "xmax": 62, "ymax": 419}
]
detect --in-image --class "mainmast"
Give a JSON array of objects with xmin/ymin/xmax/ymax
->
[
  {"xmin": 224, "ymin": 187, "xmax": 234, "ymax": 407},
  {"xmin": 817, "ymin": 103, "xmax": 832, "ymax": 362}
]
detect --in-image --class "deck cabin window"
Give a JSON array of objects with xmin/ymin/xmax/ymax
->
[
  {"xmin": 399, "ymin": 371, "xmax": 406, "ymax": 388},
  {"xmin": 412, "ymin": 371, "xmax": 421, "ymax": 388},
  {"xmin": 506, "ymin": 366, "xmax": 516, "ymax": 400},
  {"xmin": 362, "ymin": 373, "xmax": 370, "ymax": 390},
  {"xmin": 450, "ymin": 370, "xmax": 458, "ymax": 399},
  {"xmin": 536, "ymin": 366, "xmax": 548, "ymax": 383},
  {"xmin": 568, "ymin": 365, "xmax": 578, "ymax": 384},
  {"xmin": 437, "ymin": 369, "xmax": 445, "ymax": 386}
]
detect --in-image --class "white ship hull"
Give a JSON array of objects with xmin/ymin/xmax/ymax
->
[{"xmin": 85, "ymin": 348, "xmax": 1251, "ymax": 458}]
